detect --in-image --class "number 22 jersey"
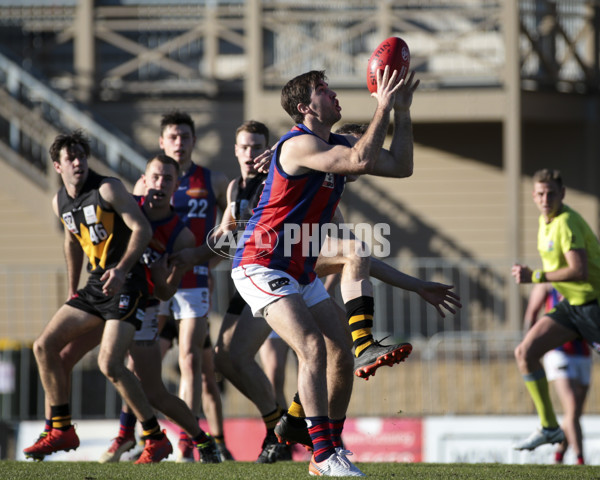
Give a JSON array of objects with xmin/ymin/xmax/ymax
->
[{"xmin": 170, "ymin": 163, "xmax": 217, "ymax": 288}]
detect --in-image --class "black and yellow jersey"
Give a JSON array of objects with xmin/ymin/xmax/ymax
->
[{"xmin": 57, "ymin": 169, "xmax": 133, "ymax": 276}]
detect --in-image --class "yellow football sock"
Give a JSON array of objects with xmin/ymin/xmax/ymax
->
[
  {"xmin": 262, "ymin": 406, "xmax": 284, "ymax": 430},
  {"xmin": 141, "ymin": 417, "xmax": 162, "ymax": 439},
  {"xmin": 346, "ymin": 296, "xmax": 375, "ymax": 357},
  {"xmin": 287, "ymin": 391, "xmax": 306, "ymax": 418},
  {"xmin": 524, "ymin": 369, "xmax": 558, "ymax": 429},
  {"xmin": 50, "ymin": 404, "xmax": 71, "ymax": 430}
]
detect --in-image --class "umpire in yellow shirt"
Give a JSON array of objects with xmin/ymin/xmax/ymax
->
[{"xmin": 511, "ymin": 168, "xmax": 600, "ymax": 451}]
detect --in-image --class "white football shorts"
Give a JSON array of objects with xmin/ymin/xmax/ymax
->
[
  {"xmin": 231, "ymin": 264, "xmax": 329, "ymax": 317},
  {"xmin": 158, "ymin": 287, "xmax": 210, "ymax": 320},
  {"xmin": 543, "ymin": 349, "xmax": 592, "ymax": 385}
]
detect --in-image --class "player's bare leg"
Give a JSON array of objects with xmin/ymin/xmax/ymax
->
[
  {"xmin": 553, "ymin": 376, "xmax": 587, "ymax": 464},
  {"xmin": 307, "ymin": 298, "xmax": 354, "ymax": 420},
  {"xmin": 318, "ymin": 236, "xmax": 412, "ymax": 380},
  {"xmin": 201, "ymin": 343, "xmax": 234, "ymax": 460},
  {"xmin": 264, "ymin": 295, "xmax": 330, "ymax": 418},
  {"xmin": 98, "ymin": 320, "xmax": 156, "ymax": 422},
  {"xmin": 513, "ymin": 316, "xmax": 576, "ymax": 451},
  {"xmin": 27, "ymin": 308, "xmax": 103, "ymax": 459},
  {"xmin": 266, "ymin": 295, "xmax": 359, "ymax": 476},
  {"xmin": 259, "ymin": 334, "xmax": 290, "ymax": 410},
  {"xmin": 258, "ymin": 332, "xmax": 292, "ymax": 460},
  {"xmin": 25, "ymin": 317, "xmax": 103, "ymax": 460},
  {"xmin": 215, "ymin": 307, "xmax": 287, "ymax": 463},
  {"xmin": 215, "ymin": 308, "xmax": 276, "ymax": 414},
  {"xmin": 169, "ymin": 315, "xmax": 207, "ymax": 461},
  {"xmin": 131, "ymin": 341, "xmax": 199, "ymax": 434},
  {"xmin": 34, "ymin": 306, "xmax": 103, "ymax": 407},
  {"xmin": 177, "ymin": 316, "xmax": 207, "ymax": 415}
]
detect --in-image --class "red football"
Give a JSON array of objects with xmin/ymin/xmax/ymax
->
[{"xmin": 367, "ymin": 37, "xmax": 410, "ymax": 93}]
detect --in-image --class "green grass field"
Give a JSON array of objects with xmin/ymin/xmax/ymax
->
[{"xmin": 0, "ymin": 461, "xmax": 598, "ymax": 480}]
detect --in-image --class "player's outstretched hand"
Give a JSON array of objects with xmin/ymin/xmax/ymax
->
[
  {"xmin": 394, "ymin": 70, "xmax": 419, "ymax": 111},
  {"xmin": 417, "ymin": 282, "xmax": 462, "ymax": 317},
  {"xmin": 253, "ymin": 147, "xmax": 275, "ymax": 174},
  {"xmin": 371, "ymin": 65, "xmax": 402, "ymax": 112}
]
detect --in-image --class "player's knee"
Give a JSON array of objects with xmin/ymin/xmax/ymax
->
[
  {"xmin": 514, "ymin": 343, "xmax": 523, "ymax": 363},
  {"xmin": 179, "ymin": 349, "xmax": 201, "ymax": 373},
  {"xmin": 32, "ymin": 339, "xmax": 44, "ymax": 364},
  {"xmin": 98, "ymin": 355, "xmax": 125, "ymax": 381},
  {"xmin": 332, "ymin": 345, "xmax": 354, "ymax": 374},
  {"xmin": 298, "ymin": 333, "xmax": 326, "ymax": 367},
  {"xmin": 220, "ymin": 347, "xmax": 245, "ymax": 373},
  {"xmin": 32, "ymin": 335, "xmax": 53, "ymax": 363},
  {"xmin": 514, "ymin": 343, "xmax": 535, "ymax": 371}
]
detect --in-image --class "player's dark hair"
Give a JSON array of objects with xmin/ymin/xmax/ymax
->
[
  {"xmin": 49, "ymin": 129, "xmax": 91, "ymax": 164},
  {"xmin": 533, "ymin": 168, "xmax": 563, "ymax": 190},
  {"xmin": 160, "ymin": 110, "xmax": 195, "ymax": 136},
  {"xmin": 334, "ymin": 123, "xmax": 369, "ymax": 136},
  {"xmin": 281, "ymin": 70, "xmax": 327, "ymax": 123},
  {"xmin": 146, "ymin": 153, "xmax": 180, "ymax": 175},
  {"xmin": 236, "ymin": 120, "xmax": 270, "ymax": 145}
]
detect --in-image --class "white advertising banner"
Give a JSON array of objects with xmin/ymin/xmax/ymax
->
[
  {"xmin": 16, "ymin": 420, "xmax": 147, "ymax": 462},
  {"xmin": 424, "ymin": 415, "xmax": 600, "ymax": 465}
]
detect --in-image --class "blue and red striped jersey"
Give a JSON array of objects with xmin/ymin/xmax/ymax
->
[{"xmin": 233, "ymin": 124, "xmax": 349, "ymax": 284}]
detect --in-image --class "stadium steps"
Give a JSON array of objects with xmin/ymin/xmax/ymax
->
[{"xmin": 0, "ymin": 153, "xmax": 63, "ymax": 267}]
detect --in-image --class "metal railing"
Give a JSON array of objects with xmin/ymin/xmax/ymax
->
[
  {"xmin": 0, "ymin": 50, "xmax": 148, "ymax": 186},
  {"xmin": 0, "ymin": 0, "xmax": 599, "ymax": 421},
  {"xmin": 257, "ymin": 0, "xmax": 505, "ymax": 90},
  {"xmin": 2, "ymin": 257, "xmax": 599, "ymax": 421},
  {"xmin": 0, "ymin": 1, "xmax": 598, "ymax": 187},
  {"xmin": 0, "ymin": 1, "xmax": 597, "ymax": 97}
]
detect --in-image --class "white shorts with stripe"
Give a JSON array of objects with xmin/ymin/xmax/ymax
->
[
  {"xmin": 543, "ymin": 349, "xmax": 592, "ymax": 385},
  {"xmin": 158, "ymin": 287, "xmax": 210, "ymax": 319},
  {"xmin": 231, "ymin": 264, "xmax": 330, "ymax": 317}
]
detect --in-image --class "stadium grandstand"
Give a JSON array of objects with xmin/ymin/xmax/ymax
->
[{"xmin": 0, "ymin": 0, "xmax": 599, "ymax": 464}]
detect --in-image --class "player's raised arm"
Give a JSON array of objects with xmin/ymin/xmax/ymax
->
[
  {"xmin": 371, "ymin": 70, "xmax": 419, "ymax": 178},
  {"xmin": 281, "ymin": 66, "xmax": 410, "ymax": 177}
]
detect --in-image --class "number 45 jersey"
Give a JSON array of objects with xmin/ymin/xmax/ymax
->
[
  {"xmin": 57, "ymin": 169, "xmax": 137, "ymax": 276},
  {"xmin": 170, "ymin": 163, "xmax": 217, "ymax": 289}
]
